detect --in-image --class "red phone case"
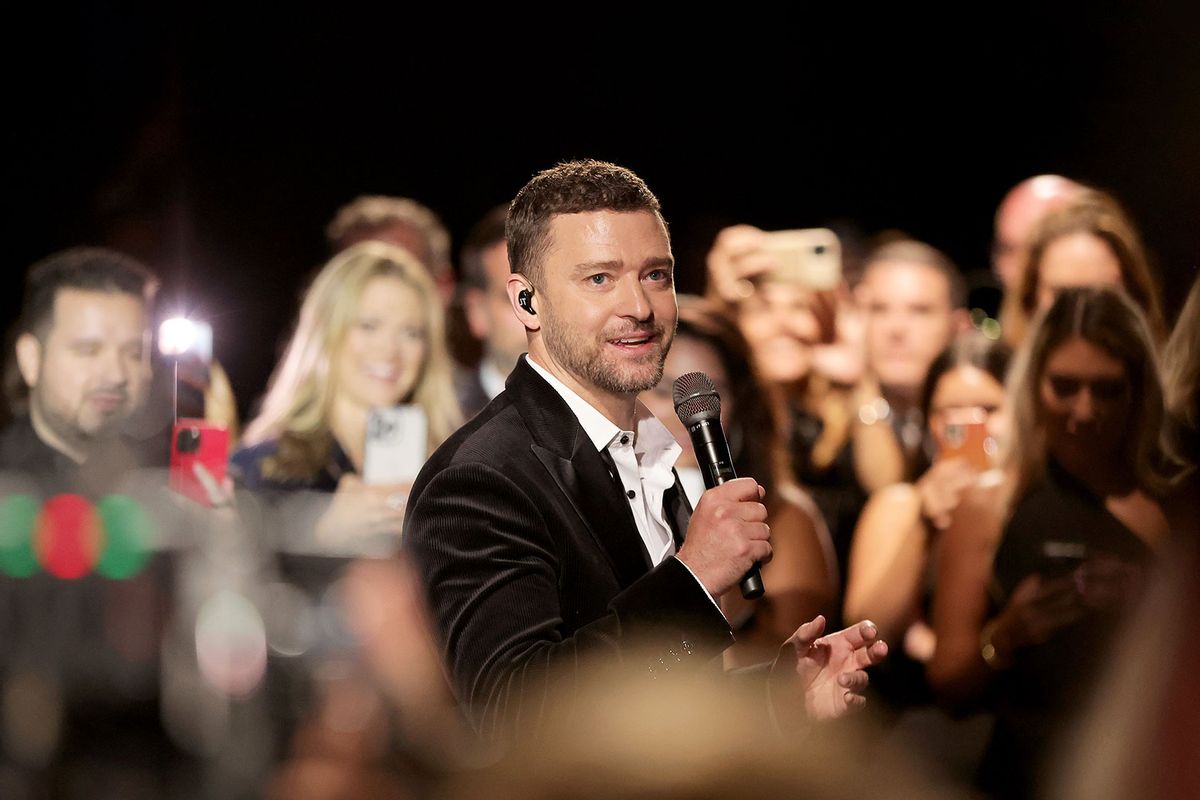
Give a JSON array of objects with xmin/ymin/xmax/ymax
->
[{"xmin": 169, "ymin": 419, "xmax": 229, "ymax": 507}]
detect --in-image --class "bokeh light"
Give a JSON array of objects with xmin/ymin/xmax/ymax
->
[
  {"xmin": 95, "ymin": 495, "xmax": 152, "ymax": 579},
  {"xmin": 34, "ymin": 495, "xmax": 102, "ymax": 580},
  {"xmin": 195, "ymin": 590, "xmax": 268, "ymax": 698},
  {"xmin": 0, "ymin": 495, "xmax": 40, "ymax": 578}
]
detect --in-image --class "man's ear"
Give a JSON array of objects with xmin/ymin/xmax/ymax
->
[
  {"xmin": 15, "ymin": 333, "xmax": 41, "ymax": 389},
  {"xmin": 951, "ymin": 307, "xmax": 972, "ymax": 334},
  {"xmin": 507, "ymin": 275, "xmax": 540, "ymax": 332}
]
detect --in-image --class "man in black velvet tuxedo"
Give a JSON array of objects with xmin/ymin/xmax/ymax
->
[{"xmin": 402, "ymin": 160, "xmax": 887, "ymax": 738}]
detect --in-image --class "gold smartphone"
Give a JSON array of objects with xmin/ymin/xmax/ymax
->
[{"xmin": 759, "ymin": 228, "xmax": 842, "ymax": 290}]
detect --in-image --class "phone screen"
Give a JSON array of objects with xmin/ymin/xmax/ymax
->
[{"xmin": 362, "ymin": 406, "xmax": 428, "ymax": 485}]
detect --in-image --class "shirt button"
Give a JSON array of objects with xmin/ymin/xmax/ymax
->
[
  {"xmin": 626, "ymin": 489, "xmax": 636, "ymax": 499},
  {"xmin": 619, "ymin": 435, "xmax": 630, "ymax": 445}
]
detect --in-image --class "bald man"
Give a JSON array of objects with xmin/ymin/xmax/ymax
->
[{"xmin": 992, "ymin": 175, "xmax": 1084, "ymax": 344}]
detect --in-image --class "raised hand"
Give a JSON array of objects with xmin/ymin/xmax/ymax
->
[{"xmin": 771, "ymin": 615, "xmax": 888, "ymax": 722}]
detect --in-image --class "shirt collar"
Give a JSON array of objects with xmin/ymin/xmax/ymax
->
[{"xmin": 525, "ymin": 356, "xmax": 681, "ymax": 466}]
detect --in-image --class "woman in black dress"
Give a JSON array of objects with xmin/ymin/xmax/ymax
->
[{"xmin": 928, "ymin": 286, "xmax": 1170, "ymax": 798}]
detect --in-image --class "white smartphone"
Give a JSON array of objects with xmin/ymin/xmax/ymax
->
[
  {"xmin": 760, "ymin": 228, "xmax": 842, "ymax": 290},
  {"xmin": 362, "ymin": 405, "xmax": 428, "ymax": 485}
]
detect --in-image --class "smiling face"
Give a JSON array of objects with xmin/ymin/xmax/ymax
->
[
  {"xmin": 1038, "ymin": 335, "xmax": 1131, "ymax": 470},
  {"xmin": 736, "ymin": 282, "xmax": 823, "ymax": 384},
  {"xmin": 526, "ymin": 210, "xmax": 677, "ymax": 406},
  {"xmin": 332, "ymin": 275, "xmax": 428, "ymax": 413}
]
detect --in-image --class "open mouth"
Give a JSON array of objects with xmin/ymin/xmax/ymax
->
[
  {"xmin": 608, "ymin": 333, "xmax": 658, "ymax": 351},
  {"xmin": 364, "ymin": 364, "xmax": 401, "ymax": 382}
]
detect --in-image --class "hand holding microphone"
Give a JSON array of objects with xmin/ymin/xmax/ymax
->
[{"xmin": 672, "ymin": 372, "xmax": 767, "ymax": 600}]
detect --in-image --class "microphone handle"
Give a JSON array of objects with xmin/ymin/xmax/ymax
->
[{"xmin": 688, "ymin": 419, "xmax": 765, "ymax": 600}]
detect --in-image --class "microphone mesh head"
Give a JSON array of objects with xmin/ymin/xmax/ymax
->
[{"xmin": 672, "ymin": 372, "xmax": 722, "ymax": 425}]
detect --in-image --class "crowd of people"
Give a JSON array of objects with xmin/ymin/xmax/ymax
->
[{"xmin": 0, "ymin": 163, "xmax": 1196, "ymax": 799}]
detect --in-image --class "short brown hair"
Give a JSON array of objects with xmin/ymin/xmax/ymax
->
[
  {"xmin": 506, "ymin": 160, "xmax": 664, "ymax": 288},
  {"xmin": 861, "ymin": 239, "xmax": 967, "ymax": 309},
  {"xmin": 326, "ymin": 195, "xmax": 452, "ymax": 277}
]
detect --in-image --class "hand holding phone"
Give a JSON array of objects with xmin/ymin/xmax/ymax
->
[
  {"xmin": 934, "ymin": 408, "xmax": 997, "ymax": 471},
  {"xmin": 169, "ymin": 420, "xmax": 230, "ymax": 507},
  {"xmin": 362, "ymin": 406, "xmax": 428, "ymax": 486},
  {"xmin": 759, "ymin": 228, "xmax": 843, "ymax": 291}
]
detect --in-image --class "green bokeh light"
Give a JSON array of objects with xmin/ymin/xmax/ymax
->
[
  {"xmin": 0, "ymin": 495, "xmax": 40, "ymax": 578},
  {"xmin": 96, "ymin": 495, "xmax": 152, "ymax": 580}
]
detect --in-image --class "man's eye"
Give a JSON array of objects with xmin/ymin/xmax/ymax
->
[
  {"xmin": 72, "ymin": 344, "xmax": 101, "ymax": 357},
  {"xmin": 646, "ymin": 269, "xmax": 671, "ymax": 283},
  {"xmin": 588, "ymin": 274, "xmax": 607, "ymax": 285}
]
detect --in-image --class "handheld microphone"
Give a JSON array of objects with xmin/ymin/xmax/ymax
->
[{"xmin": 672, "ymin": 372, "xmax": 764, "ymax": 600}]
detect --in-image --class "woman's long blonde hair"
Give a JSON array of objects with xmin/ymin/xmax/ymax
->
[{"xmin": 243, "ymin": 241, "xmax": 461, "ymax": 481}]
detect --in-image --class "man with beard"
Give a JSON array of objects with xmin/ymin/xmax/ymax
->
[
  {"xmin": 0, "ymin": 248, "xmax": 190, "ymax": 796},
  {"xmin": 1, "ymin": 247, "xmax": 159, "ymax": 488},
  {"xmin": 403, "ymin": 160, "xmax": 886, "ymax": 740}
]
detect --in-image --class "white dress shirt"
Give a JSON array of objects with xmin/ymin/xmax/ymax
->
[{"xmin": 527, "ymin": 357, "xmax": 680, "ymax": 565}]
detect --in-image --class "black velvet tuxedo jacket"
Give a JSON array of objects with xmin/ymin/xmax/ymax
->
[{"xmin": 402, "ymin": 356, "xmax": 734, "ymax": 737}]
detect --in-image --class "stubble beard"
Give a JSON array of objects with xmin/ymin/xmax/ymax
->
[{"xmin": 542, "ymin": 307, "xmax": 675, "ymax": 396}]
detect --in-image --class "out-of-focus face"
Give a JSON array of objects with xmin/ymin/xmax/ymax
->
[
  {"xmin": 465, "ymin": 240, "xmax": 528, "ymax": 375},
  {"xmin": 532, "ymin": 210, "xmax": 676, "ymax": 402},
  {"xmin": 993, "ymin": 176, "xmax": 1082, "ymax": 293},
  {"xmin": 928, "ymin": 364, "xmax": 1008, "ymax": 464},
  {"xmin": 736, "ymin": 282, "xmax": 823, "ymax": 385},
  {"xmin": 18, "ymin": 289, "xmax": 151, "ymax": 452},
  {"xmin": 860, "ymin": 262, "xmax": 957, "ymax": 394},
  {"xmin": 1039, "ymin": 335, "xmax": 1131, "ymax": 470},
  {"xmin": 333, "ymin": 276, "xmax": 428, "ymax": 413},
  {"xmin": 1035, "ymin": 232, "xmax": 1123, "ymax": 313},
  {"xmin": 641, "ymin": 334, "xmax": 732, "ymax": 469},
  {"xmin": 342, "ymin": 222, "xmax": 435, "ymax": 272}
]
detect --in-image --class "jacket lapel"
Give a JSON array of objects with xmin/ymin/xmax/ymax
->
[
  {"xmin": 508, "ymin": 357, "xmax": 654, "ymax": 589},
  {"xmin": 533, "ymin": 441, "xmax": 652, "ymax": 589},
  {"xmin": 664, "ymin": 469, "xmax": 693, "ymax": 550}
]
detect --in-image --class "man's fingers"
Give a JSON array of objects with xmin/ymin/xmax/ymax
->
[
  {"xmin": 789, "ymin": 614, "xmax": 827, "ymax": 649},
  {"xmin": 838, "ymin": 670, "xmax": 869, "ymax": 692},
  {"xmin": 842, "ymin": 692, "xmax": 868, "ymax": 710},
  {"xmin": 822, "ymin": 619, "xmax": 880, "ymax": 651},
  {"xmin": 710, "ymin": 477, "xmax": 763, "ymax": 502},
  {"xmin": 738, "ymin": 502, "xmax": 769, "ymax": 523},
  {"xmin": 854, "ymin": 639, "xmax": 889, "ymax": 669}
]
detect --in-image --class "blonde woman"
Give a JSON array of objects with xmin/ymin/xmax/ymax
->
[{"xmin": 232, "ymin": 241, "xmax": 461, "ymax": 548}]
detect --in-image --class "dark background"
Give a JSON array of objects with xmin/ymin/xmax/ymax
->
[{"xmin": 6, "ymin": 5, "xmax": 1198, "ymax": 419}]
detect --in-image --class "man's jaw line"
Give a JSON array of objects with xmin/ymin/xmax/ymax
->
[{"xmin": 527, "ymin": 344, "xmax": 651, "ymax": 430}]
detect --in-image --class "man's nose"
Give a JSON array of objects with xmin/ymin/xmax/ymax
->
[
  {"xmin": 100, "ymin": 348, "xmax": 130, "ymax": 386},
  {"xmin": 618, "ymin": 276, "xmax": 652, "ymax": 320}
]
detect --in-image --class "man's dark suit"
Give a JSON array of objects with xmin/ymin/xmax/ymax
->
[{"xmin": 403, "ymin": 356, "xmax": 733, "ymax": 737}]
